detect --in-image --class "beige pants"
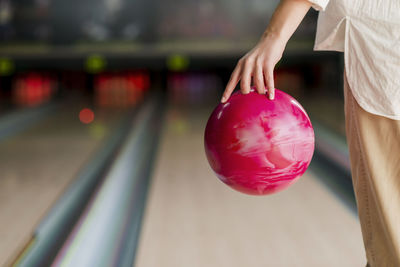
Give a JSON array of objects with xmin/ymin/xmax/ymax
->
[{"xmin": 344, "ymin": 74, "xmax": 400, "ymax": 266}]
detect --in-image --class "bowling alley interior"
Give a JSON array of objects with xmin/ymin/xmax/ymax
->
[{"xmin": 0, "ymin": 1, "xmax": 366, "ymax": 267}]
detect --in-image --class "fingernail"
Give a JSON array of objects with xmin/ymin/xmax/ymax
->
[
  {"xmin": 221, "ymin": 96, "xmax": 226, "ymax": 103},
  {"xmin": 269, "ymin": 93, "xmax": 274, "ymax": 100}
]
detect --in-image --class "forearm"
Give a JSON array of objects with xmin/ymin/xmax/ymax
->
[{"xmin": 263, "ymin": 0, "xmax": 312, "ymax": 44}]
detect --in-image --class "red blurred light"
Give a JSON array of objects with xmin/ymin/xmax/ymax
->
[
  {"xmin": 13, "ymin": 72, "xmax": 57, "ymax": 107},
  {"xmin": 94, "ymin": 71, "xmax": 150, "ymax": 108},
  {"xmin": 79, "ymin": 108, "xmax": 95, "ymax": 124}
]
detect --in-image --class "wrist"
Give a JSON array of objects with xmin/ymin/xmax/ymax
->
[{"xmin": 261, "ymin": 29, "xmax": 288, "ymax": 45}]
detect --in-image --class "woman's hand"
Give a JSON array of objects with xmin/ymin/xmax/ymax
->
[
  {"xmin": 221, "ymin": 34, "xmax": 286, "ymax": 102},
  {"xmin": 221, "ymin": 0, "xmax": 313, "ymax": 103}
]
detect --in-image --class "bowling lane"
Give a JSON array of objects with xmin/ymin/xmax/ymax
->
[
  {"xmin": 0, "ymin": 100, "xmax": 128, "ymax": 266},
  {"xmin": 135, "ymin": 105, "xmax": 365, "ymax": 267}
]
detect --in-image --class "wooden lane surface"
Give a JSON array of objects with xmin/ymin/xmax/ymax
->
[
  {"xmin": 135, "ymin": 106, "xmax": 365, "ymax": 267},
  {"xmin": 0, "ymin": 105, "xmax": 125, "ymax": 266}
]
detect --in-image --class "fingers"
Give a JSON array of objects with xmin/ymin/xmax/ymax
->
[
  {"xmin": 254, "ymin": 61, "xmax": 265, "ymax": 95},
  {"xmin": 223, "ymin": 55, "xmax": 277, "ymax": 103},
  {"xmin": 222, "ymin": 63, "xmax": 242, "ymax": 103},
  {"xmin": 240, "ymin": 59, "xmax": 253, "ymax": 95},
  {"xmin": 264, "ymin": 66, "xmax": 275, "ymax": 100}
]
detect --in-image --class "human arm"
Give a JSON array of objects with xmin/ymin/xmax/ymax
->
[{"xmin": 222, "ymin": 0, "xmax": 314, "ymax": 102}]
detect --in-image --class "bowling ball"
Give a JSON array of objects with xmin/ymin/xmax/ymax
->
[{"xmin": 204, "ymin": 88, "xmax": 314, "ymax": 195}]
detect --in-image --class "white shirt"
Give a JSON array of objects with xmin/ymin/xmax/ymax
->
[{"xmin": 309, "ymin": 0, "xmax": 400, "ymax": 120}]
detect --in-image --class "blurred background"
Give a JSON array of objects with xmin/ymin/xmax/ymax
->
[{"xmin": 0, "ymin": 0, "xmax": 364, "ymax": 266}]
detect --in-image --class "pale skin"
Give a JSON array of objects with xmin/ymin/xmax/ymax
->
[{"xmin": 222, "ymin": 0, "xmax": 313, "ymax": 102}]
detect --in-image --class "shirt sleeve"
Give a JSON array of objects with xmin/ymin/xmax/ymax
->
[{"xmin": 308, "ymin": 0, "xmax": 330, "ymax": 11}]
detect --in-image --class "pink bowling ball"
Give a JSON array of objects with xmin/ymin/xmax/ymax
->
[{"xmin": 204, "ymin": 88, "xmax": 314, "ymax": 195}]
